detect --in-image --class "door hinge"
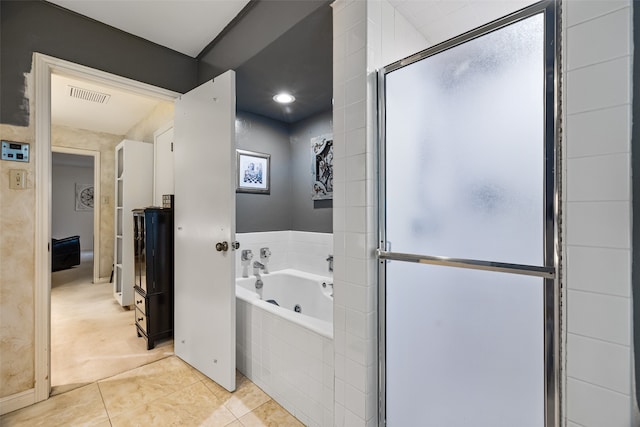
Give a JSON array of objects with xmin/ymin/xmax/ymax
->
[{"xmin": 171, "ymin": 142, "xmax": 174, "ymax": 152}]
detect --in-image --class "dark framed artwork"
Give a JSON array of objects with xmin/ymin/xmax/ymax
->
[
  {"xmin": 311, "ymin": 133, "xmax": 333, "ymax": 200},
  {"xmin": 236, "ymin": 149, "xmax": 270, "ymax": 194}
]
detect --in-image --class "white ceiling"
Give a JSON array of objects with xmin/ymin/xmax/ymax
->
[
  {"xmin": 46, "ymin": 0, "xmax": 251, "ymax": 135},
  {"xmin": 47, "ymin": 0, "xmax": 251, "ymax": 57},
  {"xmin": 51, "ymin": 73, "xmax": 167, "ymax": 135}
]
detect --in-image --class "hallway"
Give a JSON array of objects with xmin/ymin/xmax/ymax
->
[{"xmin": 51, "ymin": 251, "xmax": 172, "ymax": 394}]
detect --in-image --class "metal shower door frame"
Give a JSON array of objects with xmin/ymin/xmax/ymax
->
[{"xmin": 376, "ymin": 1, "xmax": 560, "ymax": 426}]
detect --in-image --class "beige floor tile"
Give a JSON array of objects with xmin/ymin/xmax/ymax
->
[
  {"xmin": 110, "ymin": 381, "xmax": 238, "ymax": 427},
  {"xmin": 203, "ymin": 372, "xmax": 271, "ymax": 418},
  {"xmin": 238, "ymin": 400, "xmax": 304, "ymax": 427},
  {"xmin": 98, "ymin": 355, "xmax": 200, "ymax": 417},
  {"xmin": 0, "ymin": 383, "xmax": 109, "ymax": 426}
]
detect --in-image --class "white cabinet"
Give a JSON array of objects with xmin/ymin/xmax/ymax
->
[{"xmin": 114, "ymin": 139, "xmax": 153, "ymax": 307}]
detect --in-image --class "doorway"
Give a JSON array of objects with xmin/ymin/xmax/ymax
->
[
  {"xmin": 51, "ymin": 148, "xmax": 100, "ymax": 283},
  {"xmin": 33, "ymin": 53, "xmax": 180, "ymax": 402},
  {"xmin": 378, "ymin": 2, "xmax": 559, "ymax": 426}
]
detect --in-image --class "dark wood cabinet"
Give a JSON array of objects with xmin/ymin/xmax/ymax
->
[{"xmin": 133, "ymin": 207, "xmax": 174, "ymax": 350}]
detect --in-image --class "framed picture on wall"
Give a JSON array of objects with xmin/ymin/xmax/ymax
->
[
  {"xmin": 236, "ymin": 149, "xmax": 270, "ymax": 194},
  {"xmin": 311, "ymin": 133, "xmax": 333, "ymax": 200},
  {"xmin": 75, "ymin": 183, "xmax": 94, "ymax": 211}
]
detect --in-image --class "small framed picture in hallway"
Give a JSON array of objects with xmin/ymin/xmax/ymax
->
[
  {"xmin": 236, "ymin": 149, "xmax": 270, "ymax": 194},
  {"xmin": 75, "ymin": 183, "xmax": 94, "ymax": 211}
]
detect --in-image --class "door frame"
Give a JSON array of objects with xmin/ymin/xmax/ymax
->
[
  {"xmin": 376, "ymin": 1, "xmax": 560, "ymax": 425},
  {"xmin": 33, "ymin": 53, "xmax": 179, "ymax": 403},
  {"xmin": 51, "ymin": 146, "xmax": 101, "ymax": 284}
]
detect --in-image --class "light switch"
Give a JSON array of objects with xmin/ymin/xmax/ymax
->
[{"xmin": 9, "ymin": 169, "xmax": 26, "ymax": 189}]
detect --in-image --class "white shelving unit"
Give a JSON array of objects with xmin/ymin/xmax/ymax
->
[{"xmin": 114, "ymin": 139, "xmax": 153, "ymax": 307}]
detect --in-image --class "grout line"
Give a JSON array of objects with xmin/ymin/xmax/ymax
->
[
  {"xmin": 567, "ymin": 376, "xmax": 631, "ymax": 398},
  {"xmin": 96, "ymin": 381, "xmax": 113, "ymax": 425},
  {"xmin": 566, "ymin": 331, "xmax": 630, "ymax": 349},
  {"xmin": 567, "ymin": 418, "xmax": 587, "ymax": 427},
  {"xmin": 565, "ymin": 4, "xmax": 630, "ymax": 29},
  {"xmin": 565, "ymin": 102, "xmax": 631, "ymax": 117},
  {"xmin": 567, "ymin": 332, "xmax": 631, "ymax": 349},
  {"xmin": 565, "ymin": 53, "xmax": 631, "ymax": 74},
  {"xmin": 566, "ymin": 151, "xmax": 630, "ymax": 160},
  {"xmin": 564, "ymin": 243, "xmax": 630, "ymax": 251},
  {"xmin": 566, "ymin": 287, "xmax": 630, "ymax": 300}
]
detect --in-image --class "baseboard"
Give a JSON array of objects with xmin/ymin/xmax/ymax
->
[
  {"xmin": 0, "ymin": 388, "xmax": 35, "ymax": 416},
  {"xmin": 94, "ymin": 276, "xmax": 110, "ymax": 284}
]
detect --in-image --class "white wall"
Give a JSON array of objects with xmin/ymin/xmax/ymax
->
[
  {"xmin": 333, "ymin": 0, "xmax": 635, "ymax": 426},
  {"xmin": 563, "ymin": 1, "xmax": 633, "ymax": 425},
  {"xmin": 52, "ymin": 163, "xmax": 94, "ymax": 251}
]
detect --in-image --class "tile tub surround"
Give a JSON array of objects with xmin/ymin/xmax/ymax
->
[
  {"xmin": 236, "ymin": 297, "xmax": 334, "ymax": 427},
  {"xmin": 1, "ymin": 356, "xmax": 303, "ymax": 426},
  {"xmin": 235, "ymin": 231, "xmax": 334, "ymax": 278},
  {"xmin": 235, "ymin": 231, "xmax": 334, "ymax": 426}
]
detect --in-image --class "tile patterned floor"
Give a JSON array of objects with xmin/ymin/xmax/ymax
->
[{"xmin": 1, "ymin": 356, "xmax": 304, "ymax": 427}]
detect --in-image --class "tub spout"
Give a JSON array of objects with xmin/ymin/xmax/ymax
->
[
  {"xmin": 253, "ymin": 260, "xmax": 265, "ymax": 273},
  {"xmin": 253, "ymin": 261, "xmax": 265, "ymax": 289}
]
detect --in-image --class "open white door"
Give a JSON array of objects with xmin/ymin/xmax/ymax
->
[{"xmin": 173, "ymin": 71, "xmax": 236, "ymax": 391}]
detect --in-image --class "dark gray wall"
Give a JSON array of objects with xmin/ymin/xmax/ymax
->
[
  {"xmin": 289, "ymin": 110, "xmax": 333, "ymax": 232},
  {"xmin": 197, "ymin": 0, "xmax": 328, "ymax": 83},
  {"xmin": 235, "ymin": 110, "xmax": 333, "ymax": 233},
  {"xmin": 0, "ymin": 0, "xmax": 197, "ymax": 126},
  {"xmin": 236, "ymin": 111, "xmax": 292, "ymax": 232}
]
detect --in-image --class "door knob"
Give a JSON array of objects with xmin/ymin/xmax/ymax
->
[{"xmin": 216, "ymin": 241, "xmax": 229, "ymax": 252}]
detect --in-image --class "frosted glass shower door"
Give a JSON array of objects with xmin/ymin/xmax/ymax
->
[{"xmin": 379, "ymin": 3, "xmax": 557, "ymax": 427}]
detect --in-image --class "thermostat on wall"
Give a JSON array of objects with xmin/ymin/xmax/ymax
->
[{"xmin": 1, "ymin": 140, "xmax": 30, "ymax": 162}]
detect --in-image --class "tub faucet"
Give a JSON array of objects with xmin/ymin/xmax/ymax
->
[
  {"xmin": 253, "ymin": 261, "xmax": 265, "ymax": 289},
  {"xmin": 240, "ymin": 249, "xmax": 253, "ymax": 278},
  {"xmin": 260, "ymin": 247, "xmax": 271, "ymax": 274},
  {"xmin": 241, "ymin": 249, "xmax": 253, "ymax": 261}
]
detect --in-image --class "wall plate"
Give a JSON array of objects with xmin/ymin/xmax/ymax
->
[{"xmin": 1, "ymin": 140, "xmax": 30, "ymax": 162}]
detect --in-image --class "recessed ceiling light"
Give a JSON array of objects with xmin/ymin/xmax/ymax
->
[{"xmin": 273, "ymin": 93, "xmax": 295, "ymax": 104}]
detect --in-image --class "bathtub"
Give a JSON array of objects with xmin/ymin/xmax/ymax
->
[
  {"xmin": 236, "ymin": 268, "xmax": 333, "ymax": 338},
  {"xmin": 235, "ymin": 269, "xmax": 334, "ymax": 426}
]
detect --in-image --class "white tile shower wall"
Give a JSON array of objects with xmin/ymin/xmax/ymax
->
[
  {"xmin": 332, "ymin": 0, "xmax": 428, "ymax": 426},
  {"xmin": 235, "ymin": 231, "xmax": 332, "ymax": 278},
  {"xmin": 236, "ymin": 299, "xmax": 334, "ymax": 427},
  {"xmin": 564, "ymin": 1, "xmax": 633, "ymax": 426},
  {"xmin": 289, "ymin": 231, "xmax": 334, "ymax": 276}
]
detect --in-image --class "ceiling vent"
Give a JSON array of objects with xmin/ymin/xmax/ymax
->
[{"xmin": 68, "ymin": 85, "xmax": 111, "ymax": 104}]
